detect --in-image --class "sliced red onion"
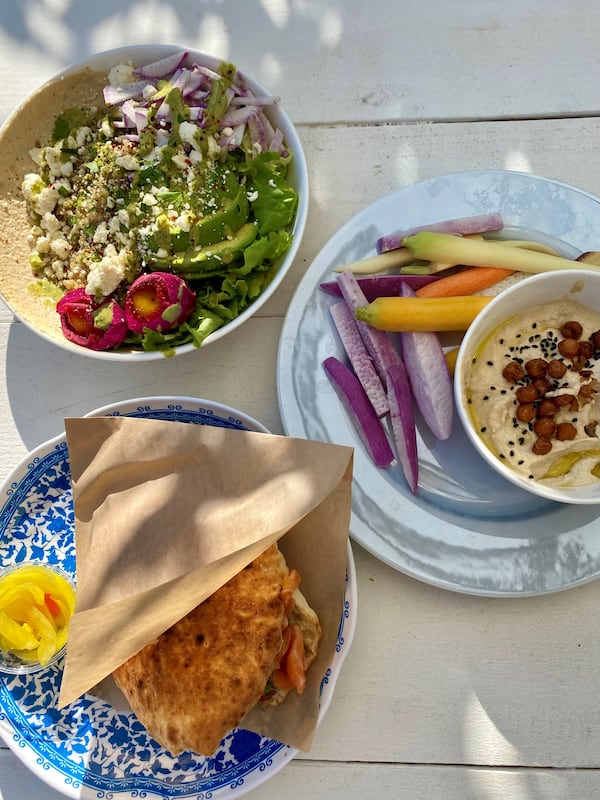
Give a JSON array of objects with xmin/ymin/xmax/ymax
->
[
  {"xmin": 398, "ymin": 284, "xmax": 453, "ymax": 440},
  {"xmin": 103, "ymin": 81, "xmax": 149, "ymax": 106},
  {"xmin": 269, "ymin": 128, "xmax": 284, "ymax": 152},
  {"xmin": 133, "ymin": 51, "xmax": 188, "ymax": 79},
  {"xmin": 377, "ymin": 212, "xmax": 504, "ymax": 253},
  {"xmin": 257, "ymin": 110, "xmax": 275, "ymax": 143},
  {"xmin": 336, "ymin": 269, "xmax": 403, "ymax": 380},
  {"xmin": 221, "ymin": 105, "xmax": 258, "ymax": 128},
  {"xmin": 119, "ymin": 99, "xmax": 138, "ymax": 128},
  {"xmin": 323, "ymin": 357, "xmax": 394, "ymax": 468},
  {"xmin": 220, "ymin": 122, "xmax": 246, "ymax": 149},
  {"xmin": 192, "ymin": 64, "xmax": 225, "ymax": 82},
  {"xmin": 320, "ymin": 274, "xmax": 438, "ymax": 301},
  {"xmin": 385, "ymin": 361, "xmax": 418, "ymax": 494},
  {"xmin": 134, "ymin": 106, "xmax": 150, "ymax": 134},
  {"xmin": 180, "ymin": 72, "xmax": 208, "ymax": 98},
  {"xmin": 248, "ymin": 112, "xmax": 268, "ymax": 152},
  {"xmin": 329, "ymin": 302, "xmax": 389, "ymax": 417}
]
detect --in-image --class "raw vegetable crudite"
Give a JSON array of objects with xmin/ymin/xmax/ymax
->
[{"xmin": 21, "ymin": 51, "xmax": 299, "ymax": 354}]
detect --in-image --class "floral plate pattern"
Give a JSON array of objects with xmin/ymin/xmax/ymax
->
[{"xmin": 0, "ymin": 397, "xmax": 357, "ymax": 799}]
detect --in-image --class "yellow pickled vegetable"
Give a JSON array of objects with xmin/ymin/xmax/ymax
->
[{"xmin": 0, "ymin": 564, "xmax": 75, "ymax": 665}]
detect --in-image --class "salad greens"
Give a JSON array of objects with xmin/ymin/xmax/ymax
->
[{"xmin": 22, "ymin": 51, "xmax": 299, "ymax": 354}]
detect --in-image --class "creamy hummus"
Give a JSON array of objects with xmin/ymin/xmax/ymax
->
[{"xmin": 466, "ymin": 297, "xmax": 600, "ymax": 487}]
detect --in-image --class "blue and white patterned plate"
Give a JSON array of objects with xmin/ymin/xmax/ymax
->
[{"xmin": 0, "ymin": 397, "xmax": 357, "ymax": 799}]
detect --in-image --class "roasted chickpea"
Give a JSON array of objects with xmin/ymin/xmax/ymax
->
[
  {"xmin": 555, "ymin": 422, "xmax": 577, "ymax": 441},
  {"xmin": 537, "ymin": 398, "xmax": 559, "ymax": 417},
  {"xmin": 525, "ymin": 358, "xmax": 548, "ymax": 378},
  {"xmin": 554, "ymin": 393, "xmax": 577, "ymax": 407},
  {"xmin": 516, "ymin": 403, "xmax": 536, "ymax": 423},
  {"xmin": 533, "ymin": 418, "xmax": 556, "ymax": 438},
  {"xmin": 515, "ymin": 384, "xmax": 540, "ymax": 403},
  {"xmin": 502, "ymin": 362, "xmax": 525, "ymax": 383},
  {"xmin": 533, "ymin": 377, "xmax": 552, "ymax": 396},
  {"xmin": 532, "ymin": 436, "xmax": 553, "ymax": 455},
  {"xmin": 547, "ymin": 359, "xmax": 567, "ymax": 379},
  {"xmin": 558, "ymin": 338, "xmax": 580, "ymax": 359},
  {"xmin": 591, "ymin": 330, "xmax": 600, "ymax": 352},
  {"xmin": 579, "ymin": 341, "xmax": 594, "ymax": 360},
  {"xmin": 560, "ymin": 321, "xmax": 583, "ymax": 339}
]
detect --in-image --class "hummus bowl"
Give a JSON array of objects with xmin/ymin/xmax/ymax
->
[
  {"xmin": 0, "ymin": 44, "xmax": 308, "ymax": 361},
  {"xmin": 455, "ymin": 269, "xmax": 600, "ymax": 504}
]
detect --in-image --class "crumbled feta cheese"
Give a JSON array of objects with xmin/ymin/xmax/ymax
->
[
  {"xmin": 101, "ymin": 118, "xmax": 113, "ymax": 138},
  {"xmin": 50, "ymin": 238, "xmax": 70, "ymax": 259},
  {"xmin": 171, "ymin": 151, "xmax": 190, "ymax": 170},
  {"xmin": 93, "ymin": 222, "xmax": 109, "ymax": 244},
  {"xmin": 108, "ymin": 61, "xmax": 135, "ymax": 85},
  {"xmin": 175, "ymin": 213, "xmax": 192, "ymax": 232},
  {"xmin": 40, "ymin": 212, "xmax": 61, "ymax": 233},
  {"xmin": 85, "ymin": 245, "xmax": 130, "ymax": 297},
  {"xmin": 179, "ymin": 121, "xmax": 199, "ymax": 148},
  {"xmin": 34, "ymin": 186, "xmax": 59, "ymax": 215},
  {"xmin": 35, "ymin": 236, "xmax": 51, "ymax": 254},
  {"xmin": 115, "ymin": 154, "xmax": 140, "ymax": 171},
  {"xmin": 76, "ymin": 127, "xmax": 92, "ymax": 147},
  {"xmin": 247, "ymin": 190, "xmax": 259, "ymax": 202},
  {"xmin": 142, "ymin": 192, "xmax": 158, "ymax": 206},
  {"xmin": 21, "ymin": 173, "xmax": 44, "ymax": 201},
  {"xmin": 60, "ymin": 160, "xmax": 74, "ymax": 177}
]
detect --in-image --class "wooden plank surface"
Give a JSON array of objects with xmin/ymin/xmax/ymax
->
[{"xmin": 1, "ymin": 1, "xmax": 600, "ymax": 127}]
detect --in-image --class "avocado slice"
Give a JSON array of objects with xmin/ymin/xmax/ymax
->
[
  {"xmin": 149, "ymin": 222, "xmax": 258, "ymax": 274},
  {"xmin": 192, "ymin": 184, "xmax": 250, "ymax": 247}
]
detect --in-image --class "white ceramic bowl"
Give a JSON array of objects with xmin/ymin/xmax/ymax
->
[
  {"xmin": 455, "ymin": 269, "xmax": 600, "ymax": 504},
  {"xmin": 0, "ymin": 44, "xmax": 308, "ymax": 361}
]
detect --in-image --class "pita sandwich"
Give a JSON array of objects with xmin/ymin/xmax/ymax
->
[{"xmin": 112, "ymin": 543, "xmax": 322, "ymax": 757}]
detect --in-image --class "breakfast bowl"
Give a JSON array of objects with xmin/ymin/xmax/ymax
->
[
  {"xmin": 0, "ymin": 44, "xmax": 308, "ymax": 361},
  {"xmin": 455, "ymin": 268, "xmax": 600, "ymax": 504},
  {"xmin": 0, "ymin": 561, "xmax": 75, "ymax": 674}
]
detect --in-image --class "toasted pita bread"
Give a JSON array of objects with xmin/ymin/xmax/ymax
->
[{"xmin": 112, "ymin": 544, "xmax": 321, "ymax": 756}]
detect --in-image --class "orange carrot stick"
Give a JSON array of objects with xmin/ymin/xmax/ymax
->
[{"xmin": 415, "ymin": 266, "xmax": 515, "ymax": 298}]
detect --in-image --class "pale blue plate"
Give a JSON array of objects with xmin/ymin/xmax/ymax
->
[
  {"xmin": 0, "ymin": 397, "xmax": 356, "ymax": 799},
  {"xmin": 277, "ymin": 170, "xmax": 600, "ymax": 596}
]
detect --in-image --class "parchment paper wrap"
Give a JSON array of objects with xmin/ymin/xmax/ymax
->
[{"xmin": 58, "ymin": 415, "xmax": 353, "ymax": 751}]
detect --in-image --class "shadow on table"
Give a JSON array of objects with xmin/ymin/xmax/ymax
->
[{"xmin": 2, "ymin": 321, "xmax": 223, "ymax": 454}]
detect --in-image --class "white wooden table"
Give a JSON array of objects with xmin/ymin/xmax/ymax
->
[{"xmin": 3, "ymin": 1, "xmax": 600, "ymax": 798}]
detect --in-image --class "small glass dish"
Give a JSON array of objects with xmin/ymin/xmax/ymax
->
[{"xmin": 0, "ymin": 562, "xmax": 75, "ymax": 674}]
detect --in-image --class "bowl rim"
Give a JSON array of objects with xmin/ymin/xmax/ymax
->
[
  {"xmin": 454, "ymin": 268, "xmax": 600, "ymax": 504},
  {"xmin": 0, "ymin": 43, "xmax": 308, "ymax": 362}
]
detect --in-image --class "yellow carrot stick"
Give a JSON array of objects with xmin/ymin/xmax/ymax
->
[{"xmin": 355, "ymin": 295, "xmax": 492, "ymax": 331}]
